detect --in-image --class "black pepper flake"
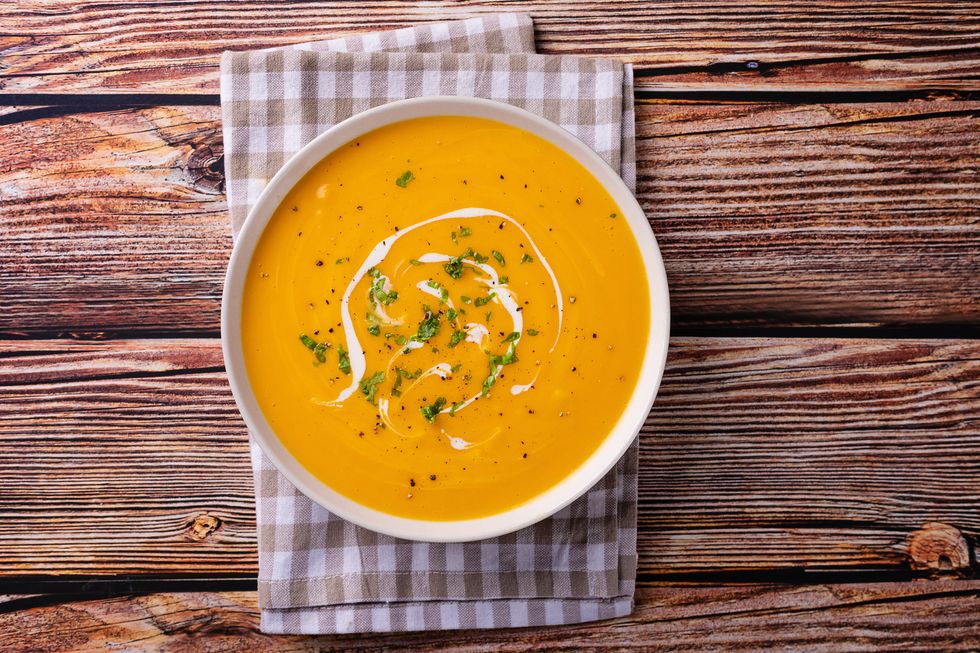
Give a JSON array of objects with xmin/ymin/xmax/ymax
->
[
  {"xmin": 522, "ymin": 453, "xmax": 528, "ymax": 459},
  {"xmin": 328, "ymin": 328, "xmax": 334, "ymax": 333},
  {"xmin": 499, "ymin": 174, "xmax": 505, "ymax": 180},
  {"xmin": 572, "ymin": 367, "xmax": 577, "ymax": 371},
  {"xmin": 356, "ymin": 205, "xmax": 363, "ymax": 211},
  {"xmin": 313, "ymin": 330, "xmax": 320, "ymax": 335},
  {"xmin": 298, "ymin": 231, "xmax": 303, "ymax": 236},
  {"xmin": 429, "ymin": 474, "xmax": 437, "ymax": 481},
  {"xmin": 315, "ymin": 260, "xmax": 323, "ymax": 266},
  {"xmin": 291, "ymin": 205, "xmax": 298, "ymax": 212},
  {"xmin": 592, "ymin": 333, "xmax": 597, "ymax": 338},
  {"xmin": 409, "ymin": 478, "xmax": 416, "ymax": 487},
  {"xmin": 575, "ymin": 197, "xmax": 582, "ymax": 205}
]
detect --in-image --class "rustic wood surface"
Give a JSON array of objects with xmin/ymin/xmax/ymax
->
[
  {"xmin": 2, "ymin": 100, "xmax": 978, "ymax": 336},
  {"xmin": 1, "ymin": 337, "xmax": 977, "ymax": 576},
  {"xmin": 3, "ymin": 582, "xmax": 980, "ymax": 653},
  {"xmin": 3, "ymin": 1, "xmax": 980, "ymax": 94},
  {"xmin": 3, "ymin": 0, "xmax": 980, "ymax": 649}
]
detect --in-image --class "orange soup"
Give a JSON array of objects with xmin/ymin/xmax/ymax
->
[{"xmin": 242, "ymin": 116, "xmax": 649, "ymax": 520}]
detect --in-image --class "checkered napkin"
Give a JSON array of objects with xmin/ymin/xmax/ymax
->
[{"xmin": 220, "ymin": 13, "xmax": 639, "ymax": 634}]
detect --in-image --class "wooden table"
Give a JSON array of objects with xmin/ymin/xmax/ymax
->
[{"xmin": 1, "ymin": 2, "xmax": 979, "ymax": 650}]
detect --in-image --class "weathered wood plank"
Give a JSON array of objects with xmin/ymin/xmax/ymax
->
[
  {"xmin": 2, "ymin": 1, "xmax": 979, "ymax": 93},
  {"xmin": 1, "ymin": 101, "xmax": 977, "ymax": 335},
  {"xmin": 0, "ymin": 337, "xmax": 977, "ymax": 576},
  {"xmin": 2, "ymin": 582, "xmax": 980, "ymax": 652}
]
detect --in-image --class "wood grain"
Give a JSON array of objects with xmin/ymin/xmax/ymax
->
[
  {"xmin": 2, "ymin": 101, "xmax": 977, "ymax": 336},
  {"xmin": 1, "ymin": 337, "xmax": 977, "ymax": 576},
  {"xmin": 3, "ymin": 582, "xmax": 980, "ymax": 652},
  {"xmin": 2, "ymin": 1, "xmax": 980, "ymax": 94}
]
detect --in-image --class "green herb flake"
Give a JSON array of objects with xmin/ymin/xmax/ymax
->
[
  {"xmin": 451, "ymin": 363, "xmax": 463, "ymax": 373},
  {"xmin": 367, "ymin": 324, "xmax": 381, "ymax": 337},
  {"xmin": 359, "ymin": 371, "xmax": 385, "ymax": 403},
  {"xmin": 609, "ymin": 212, "xmax": 618, "ymax": 219},
  {"xmin": 459, "ymin": 227, "xmax": 472, "ymax": 237},
  {"xmin": 521, "ymin": 253, "xmax": 533, "ymax": 264},
  {"xmin": 461, "ymin": 295, "xmax": 472, "ymax": 305},
  {"xmin": 299, "ymin": 334, "xmax": 317, "ymax": 351},
  {"xmin": 449, "ymin": 401, "xmax": 464, "ymax": 416},
  {"xmin": 409, "ymin": 258, "xmax": 423, "ymax": 266},
  {"xmin": 473, "ymin": 252, "xmax": 489, "ymax": 265},
  {"xmin": 420, "ymin": 396, "xmax": 447, "ymax": 423},
  {"xmin": 337, "ymin": 344, "xmax": 351, "ymax": 375},
  {"xmin": 395, "ymin": 170, "xmax": 415, "ymax": 188},
  {"xmin": 313, "ymin": 341, "xmax": 329, "ymax": 363},
  {"xmin": 499, "ymin": 275, "xmax": 509, "ymax": 284},
  {"xmin": 492, "ymin": 250, "xmax": 506, "ymax": 266},
  {"xmin": 451, "ymin": 231, "xmax": 458, "ymax": 243},
  {"xmin": 481, "ymin": 371, "xmax": 498, "ymax": 397},
  {"xmin": 391, "ymin": 368, "xmax": 413, "ymax": 397},
  {"xmin": 502, "ymin": 331, "xmax": 521, "ymax": 343},
  {"xmin": 336, "ymin": 257, "xmax": 350, "ymax": 265},
  {"xmin": 394, "ymin": 335, "xmax": 408, "ymax": 346},
  {"xmin": 443, "ymin": 255, "xmax": 465, "ymax": 279},
  {"xmin": 527, "ymin": 328, "xmax": 540, "ymax": 336},
  {"xmin": 449, "ymin": 330, "xmax": 467, "ymax": 348},
  {"xmin": 413, "ymin": 306, "xmax": 441, "ymax": 342},
  {"xmin": 474, "ymin": 292, "xmax": 496, "ymax": 307},
  {"xmin": 446, "ymin": 308, "xmax": 458, "ymax": 321}
]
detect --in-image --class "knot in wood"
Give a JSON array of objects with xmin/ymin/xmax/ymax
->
[
  {"xmin": 186, "ymin": 140, "xmax": 225, "ymax": 194},
  {"xmin": 188, "ymin": 513, "xmax": 221, "ymax": 541},
  {"xmin": 907, "ymin": 522, "xmax": 970, "ymax": 573}
]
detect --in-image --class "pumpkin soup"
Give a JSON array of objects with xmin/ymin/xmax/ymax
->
[{"xmin": 242, "ymin": 116, "xmax": 649, "ymax": 520}]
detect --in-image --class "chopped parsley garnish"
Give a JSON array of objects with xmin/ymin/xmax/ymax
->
[
  {"xmin": 472, "ymin": 251, "xmax": 489, "ymax": 265},
  {"xmin": 394, "ymin": 335, "xmax": 408, "ymax": 346},
  {"xmin": 481, "ymin": 370, "xmax": 498, "ymax": 396},
  {"xmin": 459, "ymin": 227, "xmax": 472, "ymax": 237},
  {"xmin": 390, "ymin": 367, "xmax": 419, "ymax": 397},
  {"xmin": 451, "ymin": 231, "xmax": 458, "ymax": 243},
  {"xmin": 443, "ymin": 254, "xmax": 465, "ymax": 279},
  {"xmin": 499, "ymin": 275, "xmax": 509, "ymax": 284},
  {"xmin": 420, "ymin": 396, "xmax": 447, "ymax": 423},
  {"xmin": 460, "ymin": 295, "xmax": 472, "ymax": 305},
  {"xmin": 395, "ymin": 170, "xmax": 415, "ymax": 188},
  {"xmin": 451, "ymin": 363, "xmax": 463, "ymax": 373},
  {"xmin": 492, "ymin": 250, "xmax": 506, "ymax": 266},
  {"xmin": 502, "ymin": 331, "xmax": 521, "ymax": 343},
  {"xmin": 426, "ymin": 280, "xmax": 449, "ymax": 303},
  {"xmin": 367, "ymin": 324, "xmax": 381, "ymax": 337},
  {"xmin": 336, "ymin": 257, "xmax": 350, "ymax": 264},
  {"xmin": 474, "ymin": 293, "xmax": 496, "ymax": 307},
  {"xmin": 369, "ymin": 275, "xmax": 398, "ymax": 306},
  {"xmin": 449, "ymin": 330, "xmax": 467, "ymax": 348},
  {"xmin": 313, "ymin": 341, "xmax": 329, "ymax": 363},
  {"xmin": 337, "ymin": 344, "xmax": 351, "ymax": 375},
  {"xmin": 359, "ymin": 371, "xmax": 385, "ymax": 403},
  {"xmin": 409, "ymin": 258, "xmax": 423, "ymax": 266},
  {"xmin": 449, "ymin": 401, "xmax": 464, "ymax": 416},
  {"xmin": 527, "ymin": 328, "xmax": 540, "ymax": 336},
  {"xmin": 299, "ymin": 334, "xmax": 317, "ymax": 350},
  {"xmin": 413, "ymin": 306, "xmax": 441, "ymax": 342},
  {"xmin": 446, "ymin": 308, "xmax": 458, "ymax": 321},
  {"xmin": 521, "ymin": 253, "xmax": 533, "ymax": 264}
]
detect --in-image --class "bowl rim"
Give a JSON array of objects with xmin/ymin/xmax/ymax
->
[{"xmin": 221, "ymin": 96, "xmax": 670, "ymax": 542}]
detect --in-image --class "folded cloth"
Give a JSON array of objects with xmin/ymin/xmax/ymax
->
[{"xmin": 220, "ymin": 13, "xmax": 639, "ymax": 634}]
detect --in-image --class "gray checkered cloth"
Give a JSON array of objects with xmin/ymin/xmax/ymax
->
[{"xmin": 221, "ymin": 13, "xmax": 639, "ymax": 634}]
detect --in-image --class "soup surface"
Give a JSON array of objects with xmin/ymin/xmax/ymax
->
[{"xmin": 242, "ymin": 116, "xmax": 649, "ymax": 520}]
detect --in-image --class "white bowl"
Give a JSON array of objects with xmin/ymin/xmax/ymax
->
[{"xmin": 222, "ymin": 96, "xmax": 670, "ymax": 542}]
